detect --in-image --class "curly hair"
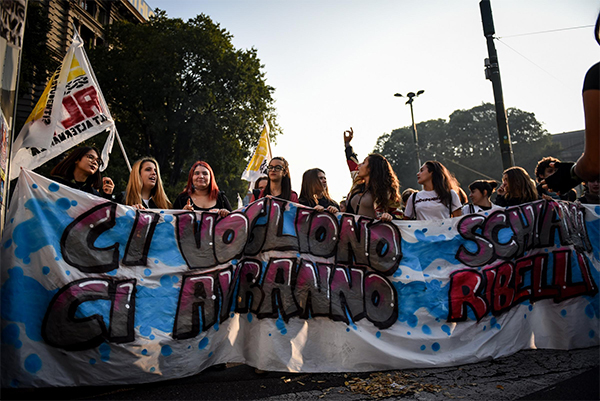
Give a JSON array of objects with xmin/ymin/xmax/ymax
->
[
  {"xmin": 534, "ymin": 156, "xmax": 560, "ymax": 182},
  {"xmin": 366, "ymin": 154, "xmax": 401, "ymax": 210}
]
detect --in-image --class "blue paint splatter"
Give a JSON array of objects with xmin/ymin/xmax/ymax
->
[
  {"xmin": 32, "ymin": 184, "xmax": 38, "ymax": 189},
  {"xmin": 276, "ymin": 316, "xmax": 287, "ymax": 335},
  {"xmin": 528, "ymin": 305, "xmax": 533, "ymax": 312},
  {"xmin": 208, "ymin": 352, "xmax": 213, "ymax": 357},
  {"xmin": 585, "ymin": 304, "xmax": 595, "ymax": 319},
  {"xmin": 99, "ymin": 343, "xmax": 111, "ymax": 362},
  {"xmin": 560, "ymin": 309, "xmax": 567, "ymax": 317},
  {"xmin": 524, "ymin": 314, "xmax": 527, "ymax": 319},
  {"xmin": 161, "ymin": 345, "xmax": 172, "ymax": 356},
  {"xmin": 401, "ymin": 231, "xmax": 466, "ymax": 272},
  {"xmin": 89, "ymin": 359, "xmax": 96, "ymax": 365},
  {"xmin": 150, "ymin": 367, "xmax": 155, "ymax": 372},
  {"xmin": 24, "ymin": 354, "xmax": 42, "ymax": 373},
  {"xmin": 420, "ymin": 345, "xmax": 426, "ymax": 350},
  {"xmin": 247, "ymin": 313, "xmax": 253, "ymax": 323},
  {"xmin": 2, "ymin": 324, "xmax": 22, "ymax": 348},
  {"xmin": 12, "ymin": 198, "xmax": 75, "ymax": 262},
  {"xmin": 441, "ymin": 324, "xmax": 451, "ymax": 336},
  {"xmin": 198, "ymin": 337, "xmax": 209, "ymax": 349},
  {"xmin": 42, "ymin": 266, "xmax": 50, "ymax": 275},
  {"xmin": 144, "ymin": 269, "xmax": 152, "ymax": 276},
  {"xmin": 3, "ymin": 239, "xmax": 12, "ymax": 248},
  {"xmin": 422, "ymin": 325, "xmax": 432, "ymax": 335},
  {"xmin": 346, "ymin": 327, "xmax": 350, "ymax": 332},
  {"xmin": 407, "ymin": 331, "xmax": 411, "ymax": 335},
  {"xmin": 136, "ymin": 275, "xmax": 179, "ymax": 336},
  {"xmin": 48, "ymin": 183, "xmax": 59, "ymax": 192},
  {"xmin": 1, "ymin": 267, "xmax": 58, "ymax": 341},
  {"xmin": 142, "ymin": 349, "xmax": 148, "ymax": 355},
  {"xmin": 431, "ymin": 342, "xmax": 440, "ymax": 352},
  {"xmin": 590, "ymin": 330, "xmax": 595, "ymax": 339},
  {"xmin": 393, "ymin": 279, "xmax": 449, "ymax": 327}
]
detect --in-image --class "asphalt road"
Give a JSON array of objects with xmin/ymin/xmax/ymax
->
[{"xmin": 2, "ymin": 346, "xmax": 598, "ymax": 400}]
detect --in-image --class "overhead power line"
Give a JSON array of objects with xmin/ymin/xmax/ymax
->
[{"xmin": 496, "ymin": 25, "xmax": 594, "ymax": 39}]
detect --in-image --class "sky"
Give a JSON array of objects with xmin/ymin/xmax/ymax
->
[{"xmin": 149, "ymin": 0, "xmax": 599, "ymax": 202}]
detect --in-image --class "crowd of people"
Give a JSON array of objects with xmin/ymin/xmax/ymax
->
[
  {"xmin": 47, "ymin": 11, "xmax": 600, "ymax": 220},
  {"xmin": 47, "ymin": 123, "xmax": 598, "ymax": 223}
]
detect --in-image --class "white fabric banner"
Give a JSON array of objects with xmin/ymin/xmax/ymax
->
[
  {"xmin": 10, "ymin": 31, "xmax": 115, "ymax": 180},
  {"xmin": 1, "ymin": 169, "xmax": 598, "ymax": 388}
]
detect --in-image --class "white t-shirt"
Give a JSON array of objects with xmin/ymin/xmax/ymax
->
[
  {"xmin": 405, "ymin": 189, "xmax": 462, "ymax": 221},
  {"xmin": 461, "ymin": 202, "xmax": 503, "ymax": 215}
]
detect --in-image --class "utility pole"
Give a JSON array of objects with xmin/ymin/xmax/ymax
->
[{"xmin": 480, "ymin": 0, "xmax": 514, "ymax": 170}]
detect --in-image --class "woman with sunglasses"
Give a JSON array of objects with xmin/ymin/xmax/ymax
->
[
  {"xmin": 50, "ymin": 146, "xmax": 114, "ymax": 199},
  {"xmin": 173, "ymin": 161, "xmax": 231, "ymax": 217},
  {"xmin": 253, "ymin": 157, "xmax": 298, "ymax": 202}
]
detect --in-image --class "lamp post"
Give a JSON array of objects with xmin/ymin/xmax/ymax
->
[{"xmin": 394, "ymin": 90, "xmax": 424, "ymax": 170}]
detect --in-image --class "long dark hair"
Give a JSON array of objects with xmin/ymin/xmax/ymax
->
[
  {"xmin": 468, "ymin": 180, "xmax": 498, "ymax": 199},
  {"xmin": 503, "ymin": 167, "xmax": 538, "ymax": 202},
  {"xmin": 366, "ymin": 154, "xmax": 401, "ymax": 210},
  {"xmin": 181, "ymin": 161, "xmax": 220, "ymax": 200},
  {"xmin": 425, "ymin": 160, "xmax": 455, "ymax": 209},
  {"xmin": 300, "ymin": 168, "xmax": 334, "ymax": 206},
  {"xmin": 50, "ymin": 146, "xmax": 103, "ymax": 189},
  {"xmin": 263, "ymin": 156, "xmax": 293, "ymax": 200}
]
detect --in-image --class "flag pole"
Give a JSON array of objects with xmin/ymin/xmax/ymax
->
[
  {"xmin": 1, "ymin": 0, "xmax": 29, "ymax": 232},
  {"xmin": 115, "ymin": 130, "xmax": 131, "ymax": 172}
]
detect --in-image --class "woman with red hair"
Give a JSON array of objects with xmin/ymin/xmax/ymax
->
[{"xmin": 173, "ymin": 161, "xmax": 232, "ymax": 217}]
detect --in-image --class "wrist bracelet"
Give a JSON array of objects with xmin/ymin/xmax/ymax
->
[{"xmin": 570, "ymin": 164, "xmax": 581, "ymax": 182}]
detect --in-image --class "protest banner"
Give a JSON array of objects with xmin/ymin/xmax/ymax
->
[
  {"xmin": 241, "ymin": 117, "xmax": 271, "ymax": 184},
  {"xmin": 1, "ymin": 169, "xmax": 598, "ymax": 388},
  {"xmin": 10, "ymin": 30, "xmax": 116, "ymax": 181}
]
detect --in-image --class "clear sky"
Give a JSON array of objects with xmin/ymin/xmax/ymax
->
[{"xmin": 149, "ymin": 0, "xmax": 599, "ymax": 202}]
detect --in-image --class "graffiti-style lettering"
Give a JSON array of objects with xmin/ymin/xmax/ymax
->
[
  {"xmin": 61, "ymin": 202, "xmax": 119, "ymax": 273},
  {"xmin": 176, "ymin": 211, "xmax": 218, "ymax": 269},
  {"xmin": 122, "ymin": 211, "xmax": 159, "ymax": 266},
  {"xmin": 173, "ymin": 273, "xmax": 218, "ymax": 339},
  {"xmin": 448, "ymin": 248, "xmax": 597, "ymax": 321},
  {"xmin": 42, "ymin": 278, "xmax": 137, "ymax": 350}
]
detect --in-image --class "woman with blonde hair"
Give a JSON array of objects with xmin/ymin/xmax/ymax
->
[
  {"xmin": 299, "ymin": 168, "xmax": 339, "ymax": 213},
  {"xmin": 495, "ymin": 166, "xmax": 539, "ymax": 207},
  {"xmin": 124, "ymin": 157, "xmax": 171, "ymax": 209}
]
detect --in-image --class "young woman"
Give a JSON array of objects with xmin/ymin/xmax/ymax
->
[
  {"xmin": 495, "ymin": 166, "xmax": 539, "ymax": 207},
  {"xmin": 50, "ymin": 146, "xmax": 114, "ymax": 199},
  {"xmin": 299, "ymin": 168, "xmax": 339, "ymax": 213},
  {"xmin": 173, "ymin": 161, "xmax": 232, "ymax": 217},
  {"xmin": 344, "ymin": 128, "xmax": 402, "ymax": 222},
  {"xmin": 462, "ymin": 180, "xmax": 502, "ymax": 214},
  {"xmin": 124, "ymin": 158, "xmax": 171, "ymax": 209},
  {"xmin": 404, "ymin": 161, "xmax": 463, "ymax": 220},
  {"xmin": 253, "ymin": 157, "xmax": 299, "ymax": 202}
]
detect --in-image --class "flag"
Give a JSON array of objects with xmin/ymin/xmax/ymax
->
[
  {"xmin": 241, "ymin": 117, "xmax": 271, "ymax": 184},
  {"xmin": 9, "ymin": 30, "xmax": 116, "ymax": 180}
]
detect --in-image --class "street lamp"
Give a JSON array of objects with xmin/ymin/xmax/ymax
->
[{"xmin": 394, "ymin": 90, "xmax": 424, "ymax": 171}]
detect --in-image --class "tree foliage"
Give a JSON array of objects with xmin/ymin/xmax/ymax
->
[
  {"xmin": 374, "ymin": 103, "xmax": 561, "ymax": 190},
  {"xmin": 88, "ymin": 11, "xmax": 278, "ymax": 200}
]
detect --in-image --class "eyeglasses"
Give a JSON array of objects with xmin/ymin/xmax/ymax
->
[
  {"xmin": 267, "ymin": 165, "xmax": 284, "ymax": 172},
  {"xmin": 85, "ymin": 154, "xmax": 104, "ymax": 167}
]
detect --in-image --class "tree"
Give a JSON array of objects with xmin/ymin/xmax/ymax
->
[
  {"xmin": 374, "ymin": 103, "xmax": 561, "ymax": 191},
  {"xmin": 88, "ymin": 11, "xmax": 279, "ymax": 200}
]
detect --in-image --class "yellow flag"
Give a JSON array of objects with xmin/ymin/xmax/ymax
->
[{"xmin": 241, "ymin": 118, "xmax": 272, "ymax": 183}]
